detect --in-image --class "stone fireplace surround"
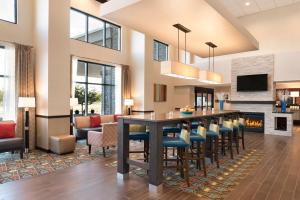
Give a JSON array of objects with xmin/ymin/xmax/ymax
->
[{"xmin": 229, "ymin": 54, "xmax": 279, "ymax": 135}]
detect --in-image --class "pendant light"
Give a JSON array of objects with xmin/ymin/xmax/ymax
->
[
  {"xmin": 198, "ymin": 42, "xmax": 223, "ymax": 84},
  {"xmin": 161, "ymin": 24, "xmax": 199, "ymax": 80}
]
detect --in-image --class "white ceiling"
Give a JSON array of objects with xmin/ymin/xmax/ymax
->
[
  {"xmin": 216, "ymin": 0, "xmax": 300, "ymax": 17},
  {"xmin": 101, "ymin": 0, "xmax": 259, "ymax": 57}
]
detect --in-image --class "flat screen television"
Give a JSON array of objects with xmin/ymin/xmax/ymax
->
[{"xmin": 237, "ymin": 74, "xmax": 268, "ymax": 91}]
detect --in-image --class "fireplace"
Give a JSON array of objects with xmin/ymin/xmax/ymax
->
[{"xmin": 242, "ymin": 112, "xmax": 265, "ymax": 133}]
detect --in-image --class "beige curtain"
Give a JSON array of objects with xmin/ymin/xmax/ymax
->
[
  {"xmin": 121, "ymin": 65, "xmax": 131, "ymax": 114},
  {"xmin": 15, "ymin": 44, "xmax": 36, "ymax": 150}
]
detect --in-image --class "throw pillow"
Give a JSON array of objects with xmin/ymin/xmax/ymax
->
[
  {"xmin": 0, "ymin": 122, "xmax": 16, "ymax": 139},
  {"xmin": 90, "ymin": 115, "xmax": 101, "ymax": 128},
  {"xmin": 114, "ymin": 114, "xmax": 122, "ymax": 122}
]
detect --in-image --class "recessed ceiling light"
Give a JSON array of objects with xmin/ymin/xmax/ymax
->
[{"xmin": 245, "ymin": 2, "xmax": 251, "ymax": 6}]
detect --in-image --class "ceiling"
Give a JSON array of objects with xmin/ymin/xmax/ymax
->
[
  {"xmin": 101, "ymin": 0, "xmax": 259, "ymax": 58},
  {"xmin": 216, "ymin": 0, "xmax": 300, "ymax": 17}
]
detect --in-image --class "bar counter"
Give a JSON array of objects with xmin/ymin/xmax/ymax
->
[{"xmin": 117, "ymin": 110, "xmax": 240, "ymax": 191}]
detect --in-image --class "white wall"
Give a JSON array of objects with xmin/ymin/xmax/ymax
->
[
  {"xmin": 0, "ymin": 0, "xmax": 33, "ymax": 46},
  {"xmin": 205, "ymin": 3, "xmax": 300, "ymax": 83}
]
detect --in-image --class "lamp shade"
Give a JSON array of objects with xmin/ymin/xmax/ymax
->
[
  {"xmin": 290, "ymin": 91, "xmax": 299, "ymax": 98},
  {"xmin": 124, "ymin": 99, "xmax": 134, "ymax": 106},
  {"xmin": 18, "ymin": 97, "xmax": 36, "ymax": 108},
  {"xmin": 70, "ymin": 98, "xmax": 79, "ymax": 107},
  {"xmin": 161, "ymin": 61, "xmax": 199, "ymax": 80},
  {"xmin": 199, "ymin": 70, "xmax": 223, "ymax": 84}
]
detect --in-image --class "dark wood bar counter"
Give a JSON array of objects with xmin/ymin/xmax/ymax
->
[{"xmin": 117, "ymin": 110, "xmax": 240, "ymax": 191}]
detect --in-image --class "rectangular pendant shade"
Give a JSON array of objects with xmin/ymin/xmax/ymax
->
[
  {"xmin": 161, "ymin": 61, "xmax": 199, "ymax": 80},
  {"xmin": 199, "ymin": 70, "xmax": 223, "ymax": 84}
]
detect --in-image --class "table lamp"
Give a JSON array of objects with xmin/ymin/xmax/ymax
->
[
  {"xmin": 70, "ymin": 98, "xmax": 79, "ymax": 135},
  {"xmin": 124, "ymin": 99, "xmax": 134, "ymax": 115},
  {"xmin": 18, "ymin": 97, "xmax": 36, "ymax": 153}
]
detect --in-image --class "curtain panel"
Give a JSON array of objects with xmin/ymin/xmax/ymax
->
[
  {"xmin": 121, "ymin": 65, "xmax": 131, "ymax": 114},
  {"xmin": 15, "ymin": 44, "xmax": 36, "ymax": 150}
]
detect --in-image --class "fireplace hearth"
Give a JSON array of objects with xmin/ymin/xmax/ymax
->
[{"xmin": 242, "ymin": 112, "xmax": 265, "ymax": 133}]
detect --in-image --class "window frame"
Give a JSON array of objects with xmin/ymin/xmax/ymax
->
[
  {"xmin": 74, "ymin": 60, "xmax": 116, "ymax": 115},
  {"xmin": 0, "ymin": 46, "xmax": 5, "ymax": 78},
  {"xmin": 153, "ymin": 40, "xmax": 168, "ymax": 62},
  {"xmin": 70, "ymin": 8, "xmax": 121, "ymax": 51},
  {"xmin": 0, "ymin": 0, "xmax": 17, "ymax": 24}
]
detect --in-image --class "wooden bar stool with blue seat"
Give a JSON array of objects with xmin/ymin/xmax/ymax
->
[
  {"xmin": 163, "ymin": 127, "xmax": 191, "ymax": 186},
  {"xmin": 190, "ymin": 125, "xmax": 207, "ymax": 175},
  {"xmin": 163, "ymin": 126, "xmax": 181, "ymax": 162},
  {"xmin": 238, "ymin": 118, "xmax": 246, "ymax": 150},
  {"xmin": 219, "ymin": 120, "xmax": 234, "ymax": 159},
  {"xmin": 232, "ymin": 119, "xmax": 240, "ymax": 154},
  {"xmin": 129, "ymin": 124, "xmax": 149, "ymax": 162},
  {"xmin": 206, "ymin": 123, "xmax": 220, "ymax": 168}
]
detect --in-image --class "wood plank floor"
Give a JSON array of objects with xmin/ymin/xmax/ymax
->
[{"xmin": 0, "ymin": 128, "xmax": 300, "ymax": 200}]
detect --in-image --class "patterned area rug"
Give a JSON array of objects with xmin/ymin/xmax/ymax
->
[
  {"xmin": 0, "ymin": 144, "xmax": 111, "ymax": 184},
  {"xmin": 106, "ymin": 148, "xmax": 264, "ymax": 200}
]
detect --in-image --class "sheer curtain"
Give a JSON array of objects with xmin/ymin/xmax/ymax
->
[{"xmin": 1, "ymin": 44, "xmax": 16, "ymax": 120}]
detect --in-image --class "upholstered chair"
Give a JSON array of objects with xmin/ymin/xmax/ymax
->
[{"xmin": 88, "ymin": 122, "xmax": 118, "ymax": 157}]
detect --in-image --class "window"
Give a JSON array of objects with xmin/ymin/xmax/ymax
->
[
  {"xmin": 70, "ymin": 8, "xmax": 121, "ymax": 51},
  {"xmin": 88, "ymin": 16, "xmax": 104, "ymax": 46},
  {"xmin": 0, "ymin": 46, "xmax": 15, "ymax": 120},
  {"xmin": 70, "ymin": 9, "xmax": 87, "ymax": 42},
  {"xmin": 0, "ymin": 0, "xmax": 17, "ymax": 23},
  {"xmin": 153, "ymin": 40, "xmax": 168, "ymax": 61},
  {"xmin": 73, "ymin": 60, "xmax": 115, "ymax": 115}
]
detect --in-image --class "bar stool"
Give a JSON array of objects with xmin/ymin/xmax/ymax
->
[
  {"xmin": 207, "ymin": 123, "xmax": 220, "ymax": 168},
  {"xmin": 129, "ymin": 125, "xmax": 149, "ymax": 162},
  {"xmin": 239, "ymin": 118, "xmax": 246, "ymax": 150},
  {"xmin": 163, "ymin": 128, "xmax": 191, "ymax": 186},
  {"xmin": 219, "ymin": 120, "xmax": 234, "ymax": 159},
  {"xmin": 163, "ymin": 126, "xmax": 181, "ymax": 160},
  {"xmin": 232, "ymin": 119, "xmax": 240, "ymax": 155},
  {"xmin": 190, "ymin": 125, "xmax": 207, "ymax": 176}
]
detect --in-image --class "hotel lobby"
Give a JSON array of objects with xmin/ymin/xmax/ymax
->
[{"xmin": 1, "ymin": 0, "xmax": 300, "ymax": 199}]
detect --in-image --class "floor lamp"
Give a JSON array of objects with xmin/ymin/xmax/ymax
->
[
  {"xmin": 18, "ymin": 97, "xmax": 36, "ymax": 153},
  {"xmin": 70, "ymin": 98, "xmax": 79, "ymax": 135}
]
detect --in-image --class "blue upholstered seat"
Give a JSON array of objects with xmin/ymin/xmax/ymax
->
[
  {"xmin": 191, "ymin": 122, "xmax": 200, "ymax": 130},
  {"xmin": 206, "ymin": 130, "xmax": 219, "ymax": 138},
  {"xmin": 129, "ymin": 132, "xmax": 149, "ymax": 140},
  {"xmin": 163, "ymin": 137, "xmax": 190, "ymax": 148},
  {"xmin": 163, "ymin": 127, "xmax": 181, "ymax": 136},
  {"xmin": 190, "ymin": 133, "xmax": 206, "ymax": 142},
  {"xmin": 219, "ymin": 126, "xmax": 232, "ymax": 133},
  {"xmin": 239, "ymin": 124, "xmax": 245, "ymax": 129}
]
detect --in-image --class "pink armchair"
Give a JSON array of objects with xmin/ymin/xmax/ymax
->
[{"xmin": 87, "ymin": 122, "xmax": 118, "ymax": 157}]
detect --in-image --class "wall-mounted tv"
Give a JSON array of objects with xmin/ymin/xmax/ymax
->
[{"xmin": 237, "ymin": 74, "xmax": 268, "ymax": 92}]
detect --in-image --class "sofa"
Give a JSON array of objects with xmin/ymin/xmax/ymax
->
[
  {"xmin": 0, "ymin": 121, "xmax": 24, "ymax": 159},
  {"xmin": 73, "ymin": 114, "xmax": 120, "ymax": 143}
]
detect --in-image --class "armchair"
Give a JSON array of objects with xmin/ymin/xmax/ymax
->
[{"xmin": 87, "ymin": 122, "xmax": 118, "ymax": 157}]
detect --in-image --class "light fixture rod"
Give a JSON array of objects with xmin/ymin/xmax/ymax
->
[
  {"xmin": 177, "ymin": 28, "xmax": 180, "ymax": 62},
  {"xmin": 185, "ymin": 32, "xmax": 187, "ymax": 64},
  {"xmin": 208, "ymin": 46, "xmax": 211, "ymax": 71},
  {"xmin": 213, "ymin": 47, "xmax": 215, "ymax": 72},
  {"xmin": 173, "ymin": 23, "xmax": 191, "ymax": 64}
]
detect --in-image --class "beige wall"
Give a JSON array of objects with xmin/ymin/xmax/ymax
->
[{"xmin": 0, "ymin": 0, "xmax": 33, "ymax": 46}]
